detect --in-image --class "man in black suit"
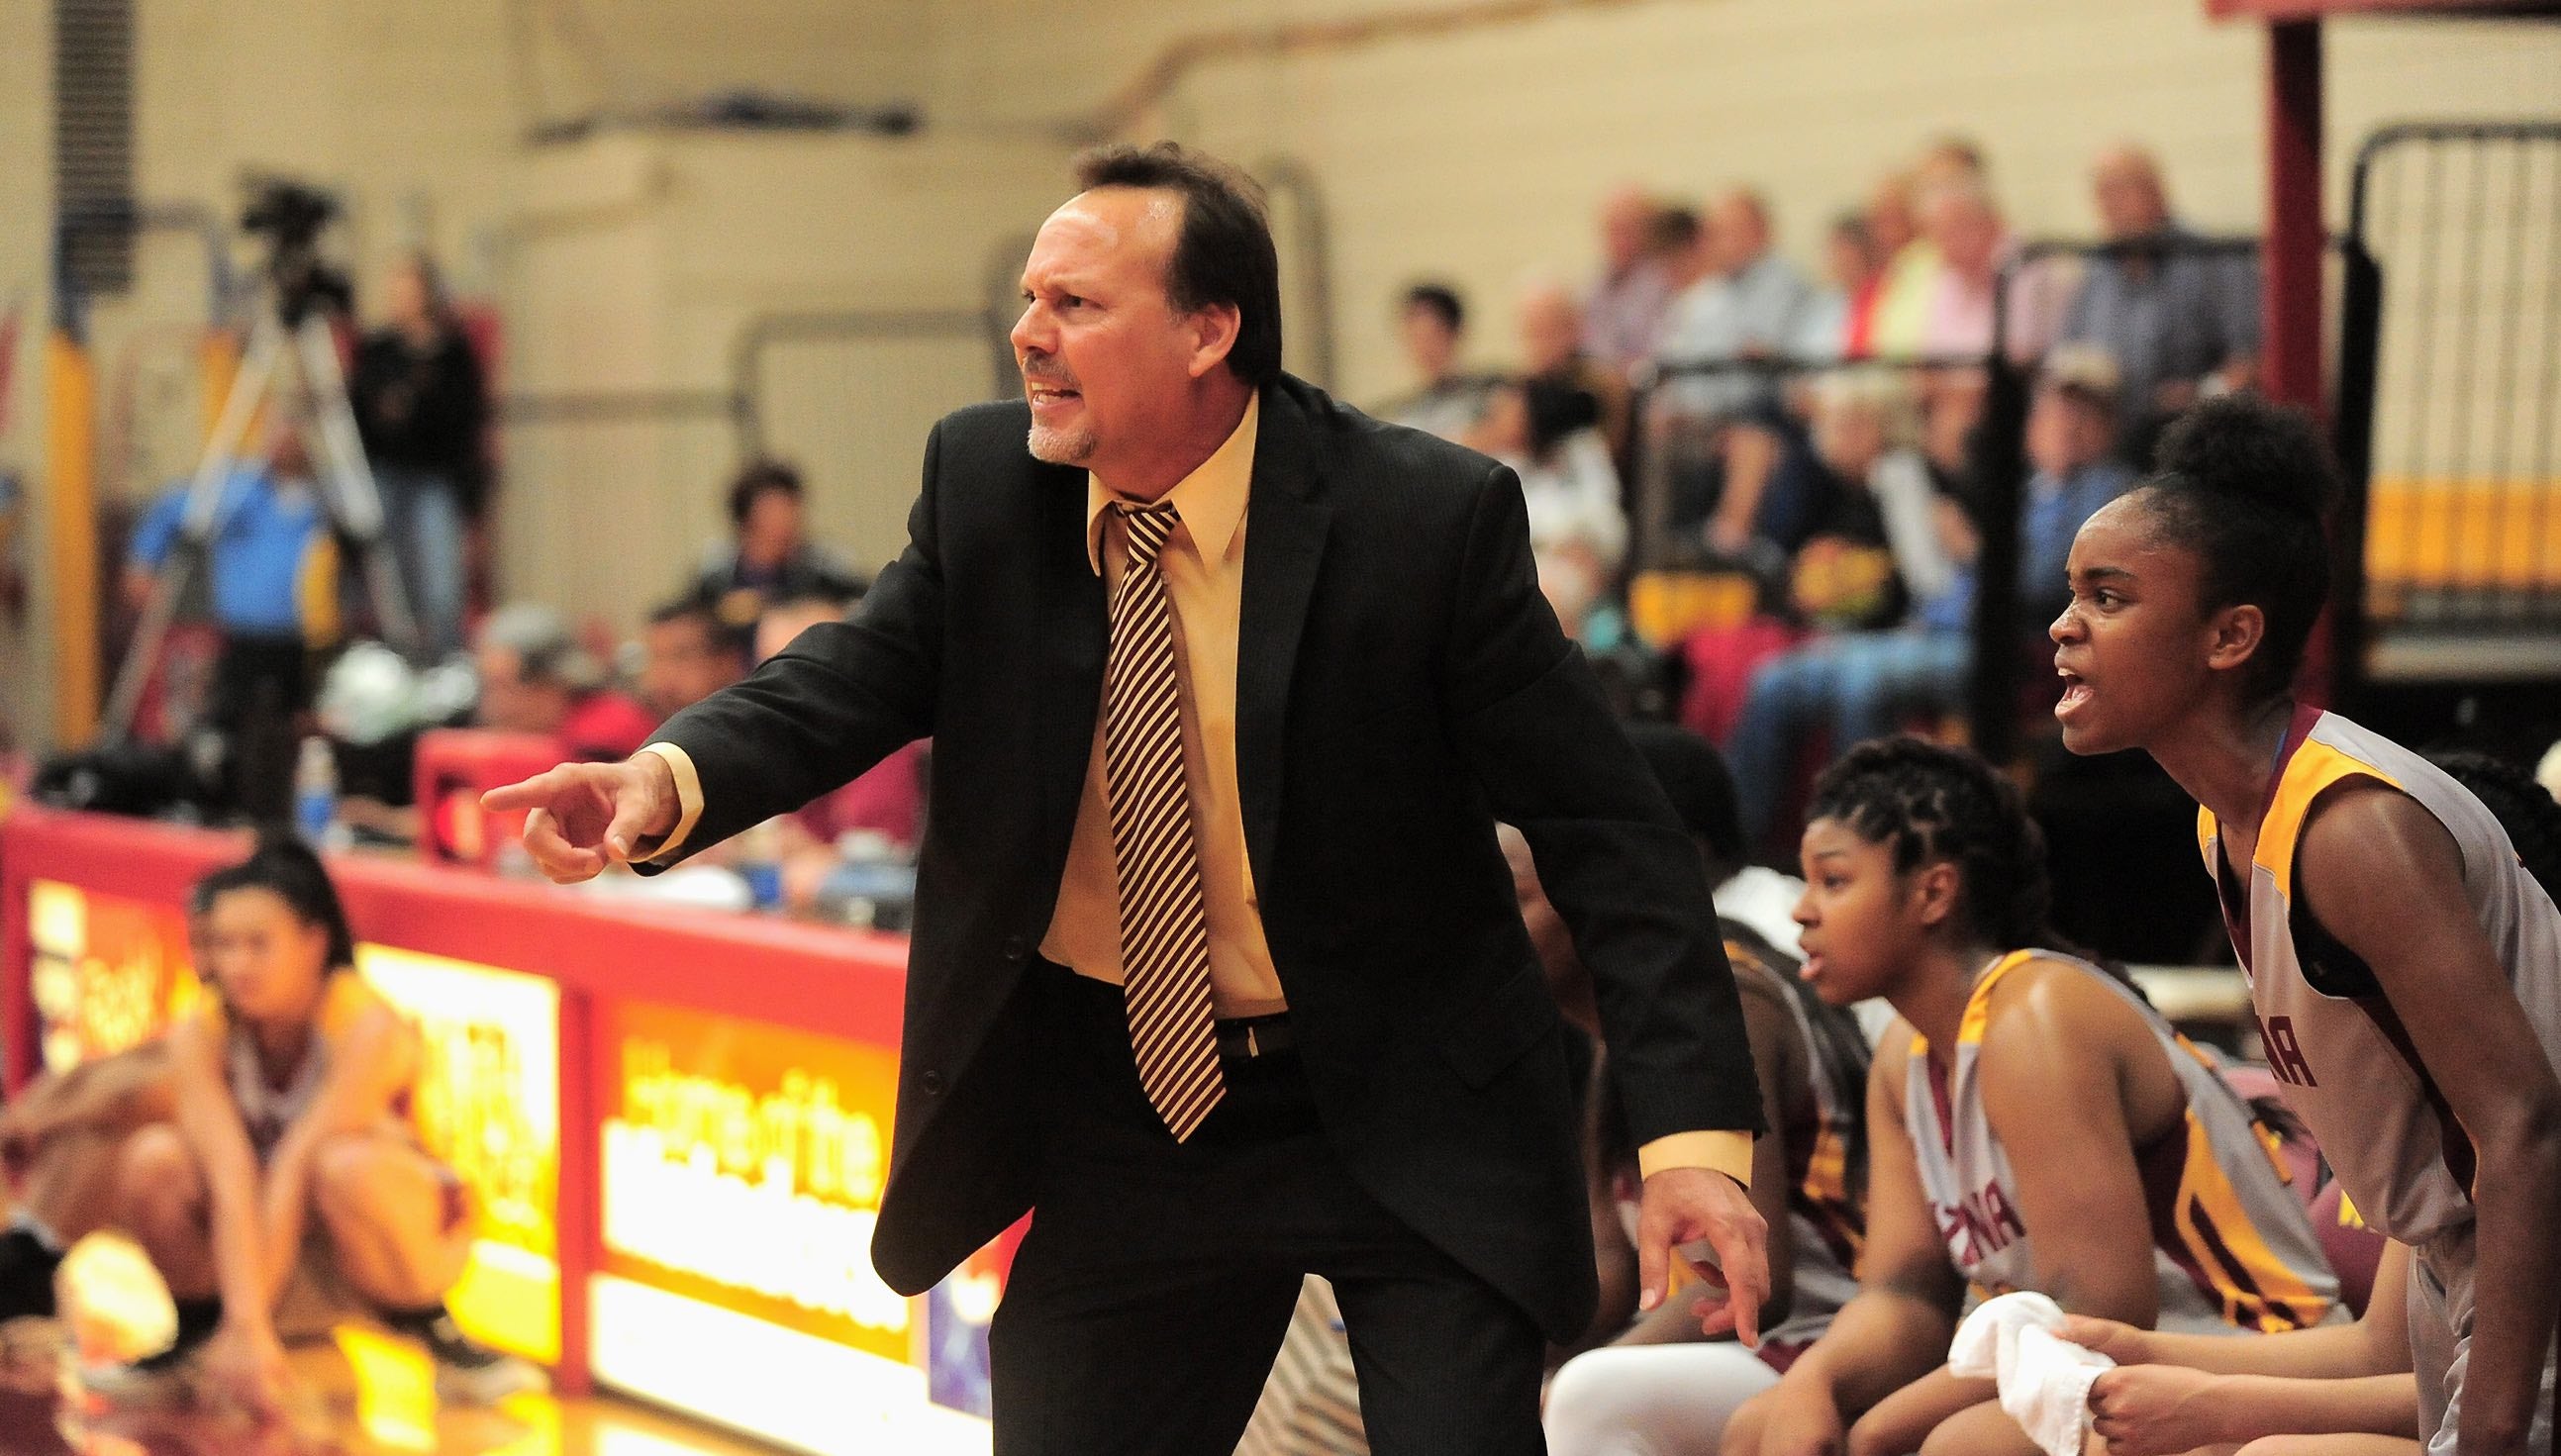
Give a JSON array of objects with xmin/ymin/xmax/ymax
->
[{"xmin": 488, "ymin": 143, "xmax": 1766, "ymax": 1455}]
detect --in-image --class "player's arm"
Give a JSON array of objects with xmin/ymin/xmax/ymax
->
[
  {"xmin": 2298, "ymin": 784, "xmax": 2561, "ymax": 1456},
  {"xmin": 165, "ymin": 1019, "xmax": 281, "ymax": 1330},
  {"xmin": 1767, "ymin": 1033, "xmax": 1963, "ymax": 1422},
  {"xmin": 2074, "ymin": 1248, "xmax": 2420, "ymax": 1449},
  {"xmin": 1976, "ymin": 963, "xmax": 2169, "ymax": 1324},
  {"xmin": 2064, "ymin": 1240, "xmax": 2415, "ymax": 1379},
  {"xmin": 258, "ymin": 1003, "xmax": 418, "ymax": 1306}
]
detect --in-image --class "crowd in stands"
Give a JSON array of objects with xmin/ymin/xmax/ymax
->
[{"xmin": 1377, "ymin": 134, "xmax": 2263, "ymax": 858}]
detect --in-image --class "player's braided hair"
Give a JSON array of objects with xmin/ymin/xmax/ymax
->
[
  {"xmin": 1806, "ymin": 736, "xmax": 2134, "ymax": 992},
  {"xmin": 2427, "ymin": 750, "xmax": 2561, "ymax": 904}
]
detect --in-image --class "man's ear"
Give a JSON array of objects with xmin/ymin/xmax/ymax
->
[
  {"xmin": 2204, "ymin": 603, "xmax": 2267, "ymax": 676},
  {"xmin": 1186, "ymin": 302, "xmax": 1241, "ymax": 381}
]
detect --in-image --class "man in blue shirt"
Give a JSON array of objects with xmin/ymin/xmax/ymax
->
[
  {"xmin": 2057, "ymin": 146, "xmax": 2260, "ymax": 461},
  {"xmin": 125, "ymin": 414, "xmax": 341, "ymax": 821}
]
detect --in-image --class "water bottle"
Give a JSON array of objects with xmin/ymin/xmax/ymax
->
[
  {"xmin": 735, "ymin": 817, "xmax": 784, "ymax": 912},
  {"xmin": 294, "ymin": 735, "xmax": 339, "ymax": 848}
]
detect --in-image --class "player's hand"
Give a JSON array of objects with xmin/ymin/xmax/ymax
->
[
  {"xmin": 2087, "ymin": 1363, "xmax": 2235, "ymax": 1455},
  {"xmin": 205, "ymin": 1320, "xmax": 292, "ymax": 1419},
  {"xmin": 480, "ymin": 755, "xmax": 679, "ymax": 883},
  {"xmin": 2053, "ymin": 1313, "xmax": 2154, "ymax": 1366},
  {"xmin": 1635, "ymin": 1165, "xmax": 1769, "ymax": 1346}
]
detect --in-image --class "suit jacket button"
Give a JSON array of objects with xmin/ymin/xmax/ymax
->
[
  {"xmin": 921, "ymin": 1069, "xmax": 945, "ymax": 1095},
  {"xmin": 1002, "ymin": 935, "xmax": 1028, "ymax": 963}
]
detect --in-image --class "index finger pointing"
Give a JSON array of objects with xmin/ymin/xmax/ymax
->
[{"xmin": 480, "ymin": 767, "xmax": 572, "ymax": 813}]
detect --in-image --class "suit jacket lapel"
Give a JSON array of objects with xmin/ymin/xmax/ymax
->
[
  {"xmin": 1236, "ymin": 382, "xmax": 1330, "ymax": 896},
  {"xmin": 1035, "ymin": 462, "xmax": 1108, "ymax": 865}
]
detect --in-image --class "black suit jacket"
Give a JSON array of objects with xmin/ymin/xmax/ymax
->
[{"xmin": 645, "ymin": 374, "xmax": 1760, "ymax": 1341}]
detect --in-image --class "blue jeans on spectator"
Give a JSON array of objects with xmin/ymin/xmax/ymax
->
[
  {"xmin": 377, "ymin": 464, "xmax": 466, "ymax": 658},
  {"xmin": 1728, "ymin": 629, "xmax": 1973, "ymax": 844}
]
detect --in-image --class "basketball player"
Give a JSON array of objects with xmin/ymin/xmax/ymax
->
[
  {"xmin": 1723, "ymin": 738, "xmax": 2340, "ymax": 1456},
  {"xmin": 1, "ymin": 837, "xmax": 537, "ymax": 1415},
  {"xmin": 2050, "ymin": 396, "xmax": 2561, "ymax": 1456}
]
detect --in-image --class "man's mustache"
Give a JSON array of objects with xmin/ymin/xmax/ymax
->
[{"xmin": 1019, "ymin": 357, "xmax": 1079, "ymax": 390}]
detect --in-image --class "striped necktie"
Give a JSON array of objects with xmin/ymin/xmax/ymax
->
[{"xmin": 1105, "ymin": 501, "xmax": 1225, "ymax": 1141}]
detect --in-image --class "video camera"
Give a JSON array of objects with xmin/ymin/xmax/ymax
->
[{"xmin": 240, "ymin": 174, "xmax": 353, "ymax": 324}]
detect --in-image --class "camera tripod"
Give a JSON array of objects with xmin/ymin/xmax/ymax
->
[{"xmin": 101, "ymin": 267, "xmax": 417, "ymax": 745}]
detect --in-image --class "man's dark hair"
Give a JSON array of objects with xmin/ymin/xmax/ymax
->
[
  {"xmin": 727, "ymin": 458, "xmax": 804, "ymax": 528},
  {"xmin": 1402, "ymin": 282, "xmax": 1464, "ymax": 335},
  {"xmin": 1072, "ymin": 142, "xmax": 1283, "ymax": 386}
]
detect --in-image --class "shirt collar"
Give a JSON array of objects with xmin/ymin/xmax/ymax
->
[{"xmin": 1084, "ymin": 392, "xmax": 1259, "ymax": 576}]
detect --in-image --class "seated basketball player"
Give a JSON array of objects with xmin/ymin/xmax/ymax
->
[
  {"xmin": 0, "ymin": 835, "xmax": 538, "ymax": 1413},
  {"xmin": 1722, "ymin": 738, "xmax": 2341, "ymax": 1456}
]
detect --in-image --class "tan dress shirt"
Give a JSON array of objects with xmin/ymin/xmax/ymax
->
[{"xmin": 1039, "ymin": 395, "xmax": 1288, "ymax": 1018}]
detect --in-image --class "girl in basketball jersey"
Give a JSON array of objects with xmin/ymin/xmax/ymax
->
[
  {"xmin": 2052, "ymin": 751, "xmax": 2561, "ymax": 1456},
  {"xmin": 1724, "ymin": 738, "xmax": 2340, "ymax": 1456},
  {"xmin": 2049, "ymin": 396, "xmax": 2561, "ymax": 1456},
  {"xmin": 88, "ymin": 835, "xmax": 533, "ymax": 1415}
]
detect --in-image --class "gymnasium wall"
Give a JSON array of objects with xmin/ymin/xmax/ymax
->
[
  {"xmin": 937, "ymin": 0, "xmax": 2561, "ymax": 406},
  {"xmin": 5, "ymin": 0, "xmax": 2557, "ymax": 745}
]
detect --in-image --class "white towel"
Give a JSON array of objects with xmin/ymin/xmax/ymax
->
[{"xmin": 1946, "ymin": 1291, "xmax": 2115, "ymax": 1456}]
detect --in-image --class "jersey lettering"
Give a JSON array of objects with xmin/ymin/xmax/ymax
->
[
  {"xmin": 1935, "ymin": 1179, "xmax": 2024, "ymax": 1265},
  {"xmin": 2255, "ymin": 1012, "xmax": 2318, "ymax": 1087}
]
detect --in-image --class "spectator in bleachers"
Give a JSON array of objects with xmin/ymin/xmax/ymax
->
[
  {"xmin": 637, "ymin": 597, "xmax": 751, "ymax": 721},
  {"xmin": 124, "ymin": 402, "xmax": 342, "ymax": 824},
  {"xmin": 1910, "ymin": 179, "xmax": 2010, "ymax": 359},
  {"xmin": 1468, "ymin": 376, "xmax": 1626, "ymax": 642},
  {"xmin": 350, "ymin": 251, "xmax": 488, "ymax": 660},
  {"xmin": 1652, "ymin": 189, "xmax": 1816, "ymax": 418},
  {"xmin": 1519, "ymin": 277, "xmax": 1633, "ymax": 480},
  {"xmin": 688, "ymin": 459, "xmax": 866, "ymax": 637},
  {"xmin": 1796, "ymin": 213, "xmax": 1885, "ymax": 363},
  {"xmin": 1722, "ymin": 739, "xmax": 2340, "ymax": 1456},
  {"xmin": 1867, "ymin": 140, "xmax": 1987, "ymax": 356},
  {"xmin": 1582, "ymin": 185, "xmax": 1678, "ymax": 374},
  {"xmin": 1725, "ymin": 354, "xmax": 2133, "ymax": 845},
  {"xmin": 469, "ymin": 603, "xmax": 653, "ymax": 761},
  {"xmin": 1645, "ymin": 193, "xmax": 1822, "ymax": 568},
  {"xmin": 1863, "ymin": 172, "xmax": 1919, "ymax": 272},
  {"xmin": 2057, "ymin": 144, "xmax": 2262, "ymax": 461},
  {"xmin": 1678, "ymin": 370, "xmax": 1921, "ymax": 767},
  {"xmin": 1542, "ymin": 725, "xmax": 1871, "ymax": 1456},
  {"xmin": 1381, "ymin": 281, "xmax": 1487, "ymax": 441}
]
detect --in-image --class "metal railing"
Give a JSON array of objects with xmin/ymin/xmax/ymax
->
[
  {"xmin": 1623, "ymin": 233, "xmax": 2262, "ymax": 763},
  {"xmin": 2334, "ymin": 119, "xmax": 2561, "ymax": 690}
]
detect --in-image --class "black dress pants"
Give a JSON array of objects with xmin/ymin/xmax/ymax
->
[{"xmin": 990, "ymin": 964, "xmax": 1546, "ymax": 1456}]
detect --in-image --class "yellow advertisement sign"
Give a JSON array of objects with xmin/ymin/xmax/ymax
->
[
  {"xmin": 353, "ymin": 945, "xmax": 562, "ymax": 1363},
  {"xmin": 598, "ymin": 1002, "xmax": 909, "ymax": 1366},
  {"xmin": 28, "ymin": 878, "xmax": 203, "ymax": 1074}
]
